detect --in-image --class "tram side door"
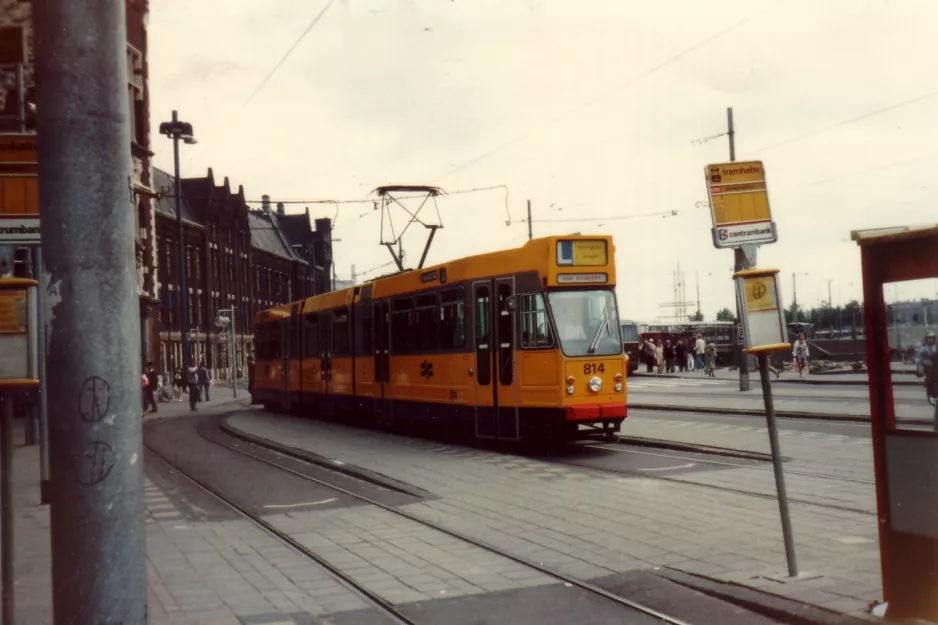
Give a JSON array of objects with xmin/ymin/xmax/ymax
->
[
  {"xmin": 281, "ymin": 316, "xmax": 292, "ymax": 410},
  {"xmin": 494, "ymin": 277, "xmax": 519, "ymax": 440},
  {"xmin": 319, "ymin": 311, "xmax": 334, "ymax": 416},
  {"xmin": 473, "ymin": 281, "xmax": 496, "ymax": 438},
  {"xmin": 373, "ymin": 300, "xmax": 391, "ymax": 425}
]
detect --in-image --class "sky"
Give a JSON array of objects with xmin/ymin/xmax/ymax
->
[{"xmin": 148, "ymin": 0, "xmax": 938, "ymax": 323}]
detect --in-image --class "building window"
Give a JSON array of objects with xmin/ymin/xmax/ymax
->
[{"xmin": 126, "ymin": 45, "xmax": 144, "ymax": 145}]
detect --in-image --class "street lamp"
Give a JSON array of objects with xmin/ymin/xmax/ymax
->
[
  {"xmin": 792, "ymin": 272, "xmax": 809, "ymax": 321},
  {"xmin": 215, "ymin": 309, "xmax": 237, "ymax": 398},
  {"xmin": 159, "ymin": 111, "xmax": 197, "ymax": 368}
]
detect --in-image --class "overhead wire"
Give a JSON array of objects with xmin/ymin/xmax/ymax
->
[
  {"xmin": 239, "ymin": 0, "xmax": 337, "ymax": 111},
  {"xmin": 434, "ymin": 0, "xmax": 788, "ymax": 181}
]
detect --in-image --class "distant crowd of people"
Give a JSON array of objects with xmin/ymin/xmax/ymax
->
[{"xmin": 641, "ymin": 334, "xmax": 717, "ymax": 377}]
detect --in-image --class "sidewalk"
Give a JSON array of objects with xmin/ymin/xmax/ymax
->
[
  {"xmin": 225, "ymin": 411, "xmax": 884, "ymax": 620},
  {"xmin": 8, "ymin": 384, "xmax": 371, "ymax": 625}
]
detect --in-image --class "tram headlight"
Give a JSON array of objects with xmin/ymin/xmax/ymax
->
[
  {"xmin": 614, "ymin": 373, "xmax": 623, "ymax": 383},
  {"xmin": 566, "ymin": 385, "xmax": 575, "ymax": 395},
  {"xmin": 588, "ymin": 376, "xmax": 602, "ymax": 393},
  {"xmin": 614, "ymin": 382, "xmax": 623, "ymax": 392}
]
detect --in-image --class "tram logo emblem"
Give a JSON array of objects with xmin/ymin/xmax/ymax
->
[
  {"xmin": 420, "ymin": 359, "xmax": 434, "ymax": 380},
  {"xmin": 751, "ymin": 281, "xmax": 767, "ymax": 300}
]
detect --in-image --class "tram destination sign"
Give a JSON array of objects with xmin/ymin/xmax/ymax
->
[
  {"xmin": 0, "ymin": 133, "xmax": 39, "ymax": 245},
  {"xmin": 705, "ymin": 160, "xmax": 777, "ymax": 249}
]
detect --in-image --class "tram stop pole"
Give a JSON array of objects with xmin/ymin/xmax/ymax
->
[
  {"xmin": 34, "ymin": 0, "xmax": 147, "ymax": 623},
  {"xmin": 756, "ymin": 354, "xmax": 798, "ymax": 577},
  {"xmin": 734, "ymin": 268, "xmax": 798, "ymax": 578}
]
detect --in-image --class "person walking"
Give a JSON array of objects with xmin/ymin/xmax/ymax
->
[
  {"xmin": 663, "ymin": 340, "xmax": 675, "ymax": 373},
  {"xmin": 186, "ymin": 358, "xmax": 200, "ymax": 411},
  {"xmin": 705, "ymin": 342, "xmax": 718, "ymax": 377},
  {"xmin": 247, "ymin": 355, "xmax": 256, "ymax": 401},
  {"xmin": 173, "ymin": 367, "xmax": 185, "ymax": 402},
  {"xmin": 197, "ymin": 361, "xmax": 212, "ymax": 402},
  {"xmin": 694, "ymin": 334, "xmax": 706, "ymax": 371},
  {"xmin": 676, "ymin": 340, "xmax": 688, "ymax": 372},
  {"xmin": 654, "ymin": 341, "xmax": 664, "ymax": 375},
  {"xmin": 643, "ymin": 338, "xmax": 656, "ymax": 373},
  {"xmin": 143, "ymin": 361, "xmax": 159, "ymax": 414},
  {"xmin": 792, "ymin": 333, "xmax": 810, "ymax": 377}
]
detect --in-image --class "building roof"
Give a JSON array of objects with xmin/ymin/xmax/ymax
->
[
  {"xmin": 851, "ymin": 223, "xmax": 938, "ymax": 246},
  {"xmin": 152, "ymin": 167, "xmax": 202, "ymax": 225},
  {"xmin": 248, "ymin": 210, "xmax": 305, "ymax": 262}
]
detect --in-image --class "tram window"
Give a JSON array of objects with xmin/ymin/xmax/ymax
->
[
  {"xmin": 475, "ymin": 285, "xmax": 491, "ymax": 386},
  {"xmin": 520, "ymin": 293, "xmax": 553, "ymax": 348},
  {"xmin": 304, "ymin": 314, "xmax": 319, "ymax": 357},
  {"xmin": 269, "ymin": 323, "xmax": 282, "ymax": 360},
  {"xmin": 360, "ymin": 305, "xmax": 373, "ymax": 355},
  {"xmin": 415, "ymin": 294, "xmax": 438, "ymax": 351},
  {"xmin": 440, "ymin": 286, "xmax": 466, "ymax": 349},
  {"xmin": 256, "ymin": 325, "xmax": 268, "ymax": 359},
  {"xmin": 391, "ymin": 297, "xmax": 413, "ymax": 353},
  {"xmin": 334, "ymin": 307, "xmax": 350, "ymax": 355},
  {"xmin": 497, "ymin": 284, "xmax": 513, "ymax": 385}
]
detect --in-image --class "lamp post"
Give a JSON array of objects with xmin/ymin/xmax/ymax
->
[
  {"xmin": 215, "ymin": 309, "xmax": 237, "ymax": 398},
  {"xmin": 792, "ymin": 272, "xmax": 808, "ymax": 322},
  {"xmin": 159, "ymin": 111, "xmax": 196, "ymax": 369}
]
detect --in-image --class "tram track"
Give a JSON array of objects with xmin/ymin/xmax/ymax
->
[
  {"xmin": 189, "ymin": 418, "xmax": 704, "ymax": 625},
  {"xmin": 544, "ymin": 443, "xmax": 874, "ymax": 516},
  {"xmin": 143, "ymin": 416, "xmax": 715, "ymax": 625}
]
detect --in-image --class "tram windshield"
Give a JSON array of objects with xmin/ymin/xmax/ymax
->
[{"xmin": 547, "ymin": 289, "xmax": 622, "ymax": 357}]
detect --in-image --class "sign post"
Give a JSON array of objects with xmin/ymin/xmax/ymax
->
[{"xmin": 734, "ymin": 268, "xmax": 798, "ymax": 578}]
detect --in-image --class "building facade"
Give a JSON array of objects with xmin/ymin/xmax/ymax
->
[
  {"xmin": 0, "ymin": 0, "xmax": 160, "ymax": 362},
  {"xmin": 152, "ymin": 168, "xmax": 333, "ymax": 378}
]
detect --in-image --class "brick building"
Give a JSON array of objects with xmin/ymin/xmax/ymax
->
[
  {"xmin": 0, "ymin": 0, "xmax": 161, "ymax": 362},
  {"xmin": 152, "ymin": 168, "xmax": 333, "ymax": 378}
]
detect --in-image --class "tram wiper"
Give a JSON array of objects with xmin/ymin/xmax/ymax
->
[{"xmin": 588, "ymin": 307, "xmax": 609, "ymax": 354}]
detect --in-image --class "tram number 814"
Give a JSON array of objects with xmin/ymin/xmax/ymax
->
[{"xmin": 583, "ymin": 363, "xmax": 606, "ymax": 375}]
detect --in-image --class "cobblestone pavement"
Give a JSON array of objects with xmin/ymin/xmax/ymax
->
[
  {"xmin": 227, "ymin": 411, "xmax": 883, "ymax": 619},
  {"xmin": 11, "ymin": 387, "xmax": 387, "ymax": 625}
]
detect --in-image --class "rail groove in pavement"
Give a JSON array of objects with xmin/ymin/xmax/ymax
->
[{"xmin": 198, "ymin": 418, "xmax": 703, "ymax": 625}]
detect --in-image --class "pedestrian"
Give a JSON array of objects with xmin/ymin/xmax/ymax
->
[
  {"xmin": 247, "ymin": 354, "xmax": 255, "ymax": 400},
  {"xmin": 694, "ymin": 334, "xmax": 706, "ymax": 371},
  {"xmin": 675, "ymin": 339, "xmax": 687, "ymax": 372},
  {"xmin": 663, "ymin": 340, "xmax": 675, "ymax": 373},
  {"xmin": 143, "ymin": 361, "xmax": 158, "ymax": 414},
  {"xmin": 186, "ymin": 358, "xmax": 200, "ymax": 411},
  {"xmin": 654, "ymin": 341, "xmax": 664, "ymax": 375},
  {"xmin": 705, "ymin": 342, "xmax": 718, "ymax": 377},
  {"xmin": 643, "ymin": 338, "xmax": 656, "ymax": 373},
  {"xmin": 173, "ymin": 367, "xmax": 185, "ymax": 402},
  {"xmin": 197, "ymin": 361, "xmax": 212, "ymax": 402},
  {"xmin": 141, "ymin": 369, "xmax": 149, "ymax": 412},
  {"xmin": 686, "ymin": 340, "xmax": 695, "ymax": 371},
  {"xmin": 793, "ymin": 333, "xmax": 810, "ymax": 377}
]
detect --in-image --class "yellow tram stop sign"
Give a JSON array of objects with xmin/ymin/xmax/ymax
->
[
  {"xmin": 705, "ymin": 160, "xmax": 777, "ymax": 249},
  {"xmin": 732, "ymin": 268, "xmax": 789, "ymax": 354}
]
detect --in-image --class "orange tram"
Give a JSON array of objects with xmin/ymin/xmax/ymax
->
[{"xmin": 251, "ymin": 235, "xmax": 628, "ymax": 443}]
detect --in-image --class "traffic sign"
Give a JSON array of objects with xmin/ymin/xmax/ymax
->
[
  {"xmin": 705, "ymin": 160, "xmax": 777, "ymax": 249},
  {"xmin": 0, "ymin": 133, "xmax": 39, "ymax": 244}
]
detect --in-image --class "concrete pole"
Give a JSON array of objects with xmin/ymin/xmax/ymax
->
[
  {"xmin": 33, "ymin": 1, "xmax": 147, "ymax": 623},
  {"xmin": 33, "ymin": 248, "xmax": 51, "ymax": 504}
]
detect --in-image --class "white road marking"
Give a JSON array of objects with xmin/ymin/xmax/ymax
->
[
  {"xmin": 264, "ymin": 498, "xmax": 337, "ymax": 509},
  {"xmin": 638, "ymin": 463, "xmax": 696, "ymax": 471}
]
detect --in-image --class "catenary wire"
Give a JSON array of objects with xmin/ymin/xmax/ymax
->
[{"xmin": 433, "ymin": 0, "xmax": 788, "ymax": 181}]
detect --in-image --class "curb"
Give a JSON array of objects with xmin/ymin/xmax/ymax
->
[
  {"xmin": 217, "ymin": 416, "xmax": 432, "ymax": 500},
  {"xmin": 630, "ymin": 403, "xmax": 934, "ymax": 427},
  {"xmin": 613, "ymin": 435, "xmax": 781, "ymax": 462},
  {"xmin": 656, "ymin": 568, "xmax": 875, "ymax": 625}
]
